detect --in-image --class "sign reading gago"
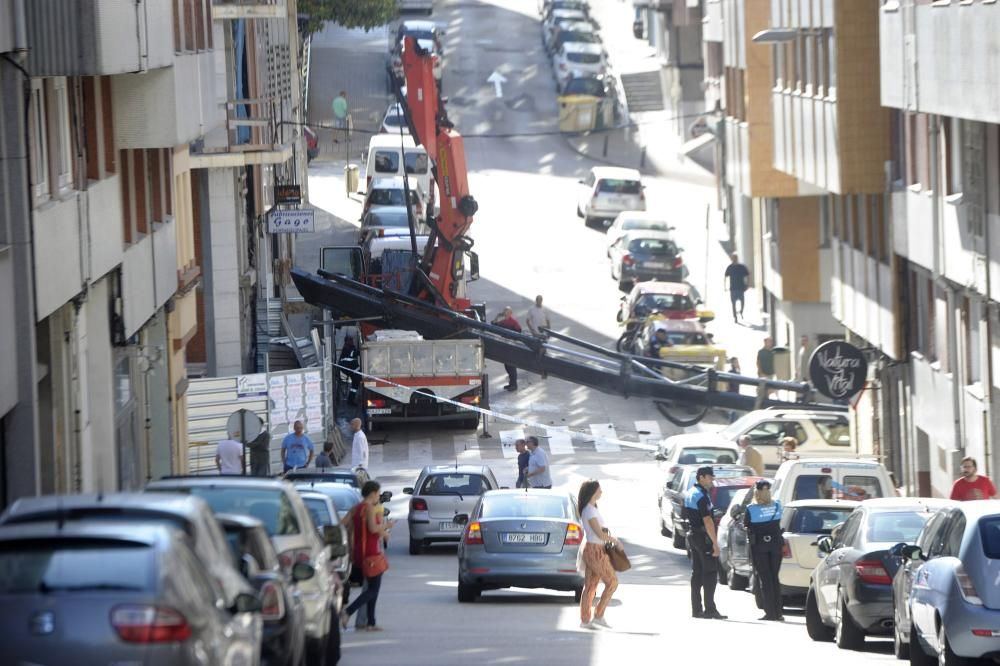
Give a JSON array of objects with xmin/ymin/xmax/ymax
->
[{"xmin": 268, "ymin": 209, "xmax": 315, "ymax": 234}]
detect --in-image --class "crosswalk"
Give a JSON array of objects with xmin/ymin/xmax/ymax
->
[{"xmin": 365, "ymin": 419, "xmax": 667, "ymax": 474}]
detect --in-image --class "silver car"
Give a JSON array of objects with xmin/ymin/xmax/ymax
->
[
  {"xmin": 0, "ymin": 520, "xmax": 261, "ymax": 665},
  {"xmin": 403, "ymin": 464, "xmax": 500, "ymax": 554},
  {"xmin": 455, "ymin": 489, "xmax": 585, "ymax": 603},
  {"xmin": 299, "ymin": 490, "xmax": 351, "ymax": 581}
]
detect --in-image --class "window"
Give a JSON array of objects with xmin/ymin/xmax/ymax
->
[
  {"xmin": 184, "ymin": 487, "xmax": 301, "ymax": 536},
  {"xmin": 788, "ymin": 507, "xmax": 854, "ymax": 535},
  {"xmin": 834, "ymin": 512, "xmax": 862, "ymax": 548},
  {"xmin": 943, "ymin": 515, "xmax": 966, "ymax": 557},
  {"xmin": 373, "ymin": 151, "xmax": 400, "ymax": 174},
  {"xmin": 48, "ymin": 78, "xmax": 74, "ymax": 193},
  {"xmin": 0, "ymin": 543, "xmax": 153, "ymax": 593},
  {"xmin": 964, "ymin": 297, "xmax": 982, "ymax": 384},
  {"xmin": 814, "ymin": 418, "xmax": 851, "ymax": 445},
  {"xmin": 828, "ymin": 30, "xmax": 837, "ymax": 96},
  {"xmin": 419, "ymin": 474, "xmax": 485, "ymax": 496},
  {"xmin": 479, "ymin": 494, "xmax": 572, "ymax": 519},
  {"xmin": 917, "ymin": 512, "xmax": 946, "ymax": 552},
  {"xmin": 817, "ymin": 30, "xmax": 829, "ymax": 96},
  {"xmin": 945, "ymin": 117, "xmax": 962, "ymax": 196},
  {"xmin": 819, "ymin": 197, "xmax": 832, "ymax": 248},
  {"xmin": 864, "ymin": 511, "xmax": 931, "ymax": 545},
  {"xmin": 979, "ymin": 516, "xmax": 1000, "ymax": 559},
  {"xmin": 404, "ymin": 151, "xmax": 428, "ymax": 174},
  {"xmin": 804, "ymin": 33, "xmax": 815, "ymax": 93},
  {"xmin": 304, "ymin": 498, "xmax": 333, "ymax": 527},
  {"xmin": 28, "ymin": 79, "xmax": 49, "ymax": 203}
]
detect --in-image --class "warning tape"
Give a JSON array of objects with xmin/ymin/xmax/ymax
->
[{"xmin": 331, "ymin": 360, "xmax": 659, "ymax": 452}]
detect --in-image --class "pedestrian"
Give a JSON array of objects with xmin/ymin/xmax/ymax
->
[
  {"xmin": 248, "ymin": 430, "xmax": 272, "ymax": 477},
  {"xmin": 744, "ymin": 480, "xmax": 784, "ymax": 621},
  {"xmin": 737, "ymin": 435, "xmax": 764, "ymax": 476},
  {"xmin": 780, "ymin": 436, "xmax": 799, "ymax": 463},
  {"xmin": 332, "ymin": 90, "xmax": 348, "ymax": 144},
  {"xmin": 340, "ymin": 335, "xmax": 361, "ymax": 405},
  {"xmin": 796, "ymin": 334, "xmax": 812, "ymax": 382},
  {"xmin": 316, "ymin": 440, "xmax": 336, "ymax": 469},
  {"xmin": 756, "ymin": 337, "xmax": 776, "ymax": 380},
  {"xmin": 526, "ymin": 295, "xmax": 551, "ymax": 378},
  {"xmin": 724, "ymin": 253, "xmax": 750, "ymax": 322},
  {"xmin": 684, "ymin": 466, "xmax": 726, "ymax": 619},
  {"xmin": 726, "ymin": 357, "xmax": 742, "ymax": 423},
  {"xmin": 215, "ymin": 433, "xmax": 244, "ymax": 475},
  {"xmin": 350, "ymin": 418, "xmax": 370, "ymax": 485},
  {"xmin": 524, "ymin": 436, "xmax": 552, "ymax": 489},
  {"xmin": 492, "ymin": 306, "xmax": 522, "ymax": 391},
  {"xmin": 341, "ymin": 480, "xmax": 395, "ymax": 632},
  {"xmin": 949, "ymin": 456, "xmax": 998, "ymax": 501},
  {"xmin": 578, "ymin": 479, "xmax": 619, "ymax": 630},
  {"xmin": 647, "ymin": 327, "xmax": 672, "ymax": 358},
  {"xmin": 281, "ymin": 421, "xmax": 314, "ymax": 473},
  {"xmin": 514, "ymin": 439, "xmax": 530, "ymax": 488}
]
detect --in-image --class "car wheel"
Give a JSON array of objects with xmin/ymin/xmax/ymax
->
[
  {"xmin": 938, "ymin": 622, "xmax": 971, "ymax": 666},
  {"xmin": 909, "ymin": 626, "xmax": 935, "ymax": 666},
  {"xmin": 805, "ymin": 587, "xmax": 834, "ymax": 642},
  {"xmin": 835, "ymin": 593, "xmax": 865, "ymax": 651},
  {"xmin": 577, "ymin": 206, "xmax": 584, "ymax": 218},
  {"xmin": 671, "ymin": 530, "xmax": 685, "ymax": 550},
  {"xmin": 584, "ymin": 216, "xmax": 594, "ymax": 227},
  {"xmin": 409, "ymin": 538, "xmax": 422, "ymax": 555},
  {"xmin": 306, "ymin": 635, "xmax": 328, "ymax": 666},
  {"xmin": 617, "ymin": 279, "xmax": 631, "ymax": 293},
  {"xmin": 718, "ymin": 563, "xmax": 729, "ymax": 585},
  {"xmin": 325, "ymin": 612, "xmax": 341, "ymax": 665},
  {"xmin": 659, "ymin": 515, "xmax": 670, "ymax": 537},
  {"xmin": 457, "ymin": 579, "xmax": 480, "ymax": 603},
  {"xmin": 728, "ymin": 569, "xmax": 748, "ymax": 591},
  {"xmin": 573, "ymin": 587, "xmax": 583, "ymax": 603},
  {"xmin": 893, "ymin": 599, "xmax": 909, "ymax": 660}
]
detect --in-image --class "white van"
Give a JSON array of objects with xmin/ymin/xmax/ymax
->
[
  {"xmin": 770, "ymin": 458, "xmax": 897, "ymax": 507},
  {"xmin": 364, "ymin": 134, "xmax": 433, "ymax": 204}
]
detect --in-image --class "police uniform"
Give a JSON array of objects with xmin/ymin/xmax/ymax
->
[
  {"xmin": 683, "ymin": 473, "xmax": 723, "ymax": 618},
  {"xmin": 744, "ymin": 495, "xmax": 784, "ymax": 621}
]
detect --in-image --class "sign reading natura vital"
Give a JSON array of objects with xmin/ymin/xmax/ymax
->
[{"xmin": 808, "ymin": 340, "xmax": 868, "ymax": 401}]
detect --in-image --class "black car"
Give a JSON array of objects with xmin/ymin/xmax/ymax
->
[
  {"xmin": 657, "ymin": 463, "xmax": 755, "ymax": 550},
  {"xmin": 805, "ymin": 498, "xmax": 951, "ymax": 651},
  {"xmin": 608, "ymin": 230, "xmax": 685, "ymax": 290},
  {"xmin": 218, "ymin": 513, "xmax": 311, "ymax": 666},
  {"xmin": 284, "ymin": 468, "xmax": 360, "ymax": 488}
]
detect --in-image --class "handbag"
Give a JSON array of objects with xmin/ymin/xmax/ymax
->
[
  {"xmin": 359, "ymin": 504, "xmax": 389, "ymax": 578},
  {"xmin": 604, "ymin": 541, "xmax": 631, "ymax": 573}
]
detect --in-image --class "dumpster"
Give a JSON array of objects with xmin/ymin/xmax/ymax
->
[
  {"xmin": 344, "ymin": 163, "xmax": 359, "ymax": 194},
  {"xmin": 558, "ymin": 95, "xmax": 599, "ymax": 133}
]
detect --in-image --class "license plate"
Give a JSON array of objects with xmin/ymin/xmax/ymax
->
[
  {"xmin": 644, "ymin": 262, "xmax": 666, "ymax": 269},
  {"xmin": 502, "ymin": 532, "xmax": 546, "ymax": 544},
  {"xmin": 367, "ymin": 408, "xmax": 391, "ymax": 415},
  {"xmin": 439, "ymin": 521, "xmax": 460, "ymax": 530}
]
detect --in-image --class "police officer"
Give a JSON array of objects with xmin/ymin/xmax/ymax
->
[
  {"xmin": 683, "ymin": 466, "xmax": 726, "ymax": 619},
  {"xmin": 744, "ymin": 479, "xmax": 784, "ymax": 621}
]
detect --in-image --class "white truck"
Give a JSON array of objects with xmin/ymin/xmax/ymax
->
[{"xmin": 360, "ymin": 330, "xmax": 485, "ymax": 431}]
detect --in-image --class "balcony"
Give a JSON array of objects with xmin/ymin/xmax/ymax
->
[
  {"xmin": 189, "ymin": 97, "xmax": 293, "ymax": 168},
  {"xmin": 703, "ymin": 0, "xmax": 723, "ymax": 42},
  {"xmin": 212, "ymin": 0, "xmax": 287, "ymax": 19}
]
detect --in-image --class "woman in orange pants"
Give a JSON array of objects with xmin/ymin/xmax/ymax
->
[{"xmin": 578, "ymin": 479, "xmax": 619, "ymax": 629}]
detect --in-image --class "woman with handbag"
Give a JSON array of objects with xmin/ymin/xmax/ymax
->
[
  {"xmin": 341, "ymin": 480, "xmax": 394, "ymax": 631},
  {"xmin": 578, "ymin": 479, "xmax": 620, "ymax": 630}
]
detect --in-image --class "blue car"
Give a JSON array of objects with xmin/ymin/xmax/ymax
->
[{"xmin": 892, "ymin": 500, "xmax": 1000, "ymax": 664}]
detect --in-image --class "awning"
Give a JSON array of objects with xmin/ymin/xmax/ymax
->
[{"xmin": 678, "ymin": 132, "xmax": 716, "ymax": 171}]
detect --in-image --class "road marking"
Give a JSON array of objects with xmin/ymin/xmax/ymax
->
[
  {"xmin": 590, "ymin": 423, "xmax": 620, "ymax": 453},
  {"xmin": 544, "ymin": 426, "xmax": 575, "ymax": 455},
  {"xmin": 635, "ymin": 420, "xmax": 662, "ymax": 448},
  {"xmin": 499, "ymin": 429, "xmax": 525, "ymax": 458}
]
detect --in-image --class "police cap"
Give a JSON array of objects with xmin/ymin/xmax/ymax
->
[
  {"xmin": 755, "ymin": 479, "xmax": 772, "ymax": 490},
  {"xmin": 696, "ymin": 466, "xmax": 715, "ymax": 479}
]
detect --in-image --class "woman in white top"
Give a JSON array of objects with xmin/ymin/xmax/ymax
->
[{"xmin": 577, "ymin": 479, "xmax": 619, "ymax": 629}]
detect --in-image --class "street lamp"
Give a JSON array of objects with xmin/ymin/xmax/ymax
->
[{"xmin": 751, "ymin": 28, "xmax": 798, "ymax": 44}]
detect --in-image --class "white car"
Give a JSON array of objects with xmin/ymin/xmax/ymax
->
[
  {"xmin": 577, "ymin": 166, "xmax": 645, "ymax": 227},
  {"xmin": 553, "ymin": 41, "xmax": 606, "ymax": 87},
  {"xmin": 543, "ymin": 9, "xmax": 588, "ymax": 48},
  {"xmin": 362, "ymin": 175, "xmax": 428, "ymax": 219},
  {"xmin": 655, "ymin": 439, "xmax": 741, "ymax": 476},
  {"xmin": 777, "ymin": 499, "xmax": 856, "ymax": 597},
  {"xmin": 381, "ymin": 102, "xmax": 406, "ymax": 134},
  {"xmin": 655, "ymin": 408, "xmax": 852, "ymax": 472},
  {"xmin": 770, "ymin": 457, "xmax": 897, "ymax": 506},
  {"xmin": 607, "ymin": 211, "xmax": 674, "ymax": 255}
]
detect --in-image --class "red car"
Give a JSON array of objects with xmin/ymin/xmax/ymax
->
[{"xmin": 617, "ymin": 281, "xmax": 714, "ymax": 323}]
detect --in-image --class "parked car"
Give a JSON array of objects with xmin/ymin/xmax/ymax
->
[
  {"xmin": 577, "ymin": 167, "xmax": 645, "ymax": 228},
  {"xmin": 380, "ymin": 102, "xmax": 406, "ymax": 134},
  {"xmin": 656, "ymin": 408, "xmax": 852, "ymax": 472},
  {"xmin": 358, "ymin": 205, "xmax": 431, "ymax": 244},
  {"xmin": 293, "ymin": 481, "xmax": 363, "ymax": 517},
  {"xmin": 217, "ymin": 513, "xmax": 310, "ymax": 666},
  {"xmin": 285, "ymin": 468, "xmax": 360, "ymax": 488},
  {"xmin": 891, "ymin": 499, "xmax": 1000, "ymax": 663},
  {"xmin": 607, "ymin": 212, "xmax": 673, "ymax": 254},
  {"xmin": 552, "ymin": 41, "xmax": 607, "ymax": 87},
  {"xmin": 146, "ymin": 477, "xmax": 344, "ymax": 666},
  {"xmin": 805, "ymin": 497, "xmax": 949, "ymax": 650},
  {"xmin": 617, "ymin": 280, "xmax": 712, "ymax": 323},
  {"xmin": 363, "ymin": 133, "xmax": 432, "ymax": 198},
  {"xmin": 398, "ymin": 0, "xmax": 433, "ymax": 16},
  {"xmin": 634, "ymin": 318, "xmax": 726, "ymax": 379},
  {"xmin": 455, "ymin": 489, "xmax": 585, "ymax": 602},
  {"xmin": 609, "ymin": 229, "xmax": 685, "ymax": 290},
  {"xmin": 658, "ymin": 463, "xmax": 755, "ymax": 549},
  {"xmin": 298, "ymin": 491, "xmax": 351, "ymax": 579},
  {"xmin": 404, "ymin": 464, "xmax": 501, "ymax": 554},
  {"xmin": 547, "ymin": 21, "xmax": 602, "ymax": 56},
  {"xmin": 718, "ymin": 486, "xmax": 752, "ymax": 588},
  {"xmin": 541, "ymin": 0, "xmax": 591, "ymax": 20},
  {"xmin": 655, "ymin": 438, "xmax": 741, "ymax": 475},
  {"xmin": 777, "ymin": 499, "xmax": 857, "ymax": 600},
  {"xmin": 0, "ymin": 520, "xmax": 262, "ymax": 666},
  {"xmin": 362, "ymin": 175, "xmax": 427, "ymax": 220},
  {"xmin": 542, "ymin": 9, "xmax": 589, "ymax": 48},
  {"xmin": 771, "ymin": 457, "xmax": 895, "ymax": 506}
]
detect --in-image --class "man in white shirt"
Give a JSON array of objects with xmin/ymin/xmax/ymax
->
[
  {"xmin": 216, "ymin": 437, "xmax": 244, "ymax": 475},
  {"xmin": 524, "ymin": 436, "xmax": 553, "ymax": 488},
  {"xmin": 526, "ymin": 295, "xmax": 551, "ymax": 378},
  {"xmin": 350, "ymin": 418, "xmax": 370, "ymax": 482}
]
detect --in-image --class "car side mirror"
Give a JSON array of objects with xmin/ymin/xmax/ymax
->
[
  {"xmin": 898, "ymin": 544, "xmax": 924, "ymax": 561},
  {"xmin": 816, "ymin": 536, "xmax": 833, "ymax": 554},
  {"xmin": 578, "ymin": 179, "xmax": 586, "ymax": 185},
  {"xmin": 380, "ymin": 491, "xmax": 393, "ymax": 504},
  {"xmin": 403, "ymin": 487, "xmax": 414, "ymax": 494},
  {"xmin": 729, "ymin": 504, "xmax": 745, "ymax": 520},
  {"xmin": 292, "ymin": 561, "xmax": 316, "ymax": 582},
  {"xmin": 654, "ymin": 453, "xmax": 666, "ymax": 461},
  {"xmin": 322, "ymin": 524, "xmax": 344, "ymax": 547},
  {"xmin": 232, "ymin": 592, "xmax": 262, "ymax": 615},
  {"xmin": 454, "ymin": 513, "xmax": 469, "ymax": 526}
]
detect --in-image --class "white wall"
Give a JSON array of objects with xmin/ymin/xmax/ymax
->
[
  {"xmin": 878, "ymin": 3, "xmax": 903, "ymax": 110},
  {"xmin": 892, "ymin": 188, "xmax": 935, "ymax": 272},
  {"xmin": 33, "ymin": 195, "xmax": 84, "ymax": 321},
  {"xmin": 86, "ymin": 175, "xmax": 124, "ymax": 280},
  {"xmin": 910, "ymin": 355, "xmax": 957, "ymax": 497},
  {"xmin": 121, "ymin": 221, "xmax": 177, "ymax": 338},
  {"xmin": 207, "ymin": 169, "xmax": 244, "ymax": 376},
  {"xmin": 82, "ymin": 276, "xmax": 116, "ymax": 492},
  {"xmin": 94, "ymin": 0, "xmax": 174, "ymax": 74}
]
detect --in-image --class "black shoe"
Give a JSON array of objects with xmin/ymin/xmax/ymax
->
[
  {"xmin": 702, "ymin": 610, "xmax": 727, "ymax": 620},
  {"xmin": 758, "ymin": 614, "xmax": 773, "ymax": 621},
  {"xmin": 691, "ymin": 610, "xmax": 703, "ymax": 619},
  {"xmin": 503, "ymin": 385, "xmax": 517, "ymax": 391},
  {"xmin": 774, "ymin": 615, "xmax": 785, "ymax": 622}
]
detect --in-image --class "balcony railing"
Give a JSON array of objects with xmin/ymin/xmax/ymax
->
[
  {"xmin": 190, "ymin": 97, "xmax": 293, "ymax": 167},
  {"xmin": 212, "ymin": 0, "xmax": 286, "ymax": 20}
]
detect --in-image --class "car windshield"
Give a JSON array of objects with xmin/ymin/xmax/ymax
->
[
  {"xmin": 367, "ymin": 210, "xmax": 410, "ymax": 229},
  {"xmin": 979, "ymin": 517, "xmax": 1000, "ymax": 559},
  {"xmin": 404, "ymin": 151, "xmax": 428, "ymax": 174},
  {"xmin": 788, "ymin": 507, "xmax": 855, "ymax": 534},
  {"xmin": 563, "ymin": 77, "xmax": 605, "ymax": 96},
  {"xmin": 297, "ymin": 485, "xmax": 359, "ymax": 513},
  {"xmin": 558, "ymin": 32, "xmax": 600, "ymax": 47},
  {"xmin": 622, "ymin": 219, "xmax": 670, "ymax": 232},
  {"xmin": 598, "ymin": 179, "xmax": 641, "ymax": 194},
  {"xmin": 677, "ymin": 448, "xmax": 738, "ymax": 465},
  {"xmin": 0, "ymin": 541, "xmax": 152, "ymax": 593},
  {"xmin": 373, "ymin": 151, "xmax": 399, "ymax": 173},
  {"xmin": 303, "ymin": 498, "xmax": 333, "ymax": 527},
  {"xmin": 384, "ymin": 111, "xmax": 404, "ymax": 127},
  {"xmin": 480, "ymin": 495, "xmax": 572, "ymax": 519},
  {"xmin": 179, "ymin": 487, "xmax": 301, "ymax": 536},
  {"xmin": 369, "ymin": 188, "xmax": 419, "ymax": 207},
  {"xmin": 628, "ymin": 238, "xmax": 677, "ymax": 255},
  {"xmin": 865, "ymin": 511, "xmax": 931, "ymax": 545},
  {"xmin": 814, "ymin": 419, "xmax": 851, "ymax": 446},
  {"xmin": 419, "ymin": 474, "xmax": 484, "ymax": 496},
  {"xmin": 637, "ymin": 293, "xmax": 693, "ymax": 312},
  {"xmin": 403, "ymin": 30, "xmax": 435, "ymax": 42},
  {"xmin": 719, "ymin": 412, "xmax": 763, "ymax": 439},
  {"xmin": 567, "ymin": 52, "xmax": 601, "ymax": 64},
  {"xmin": 790, "ymin": 474, "xmax": 884, "ymax": 501},
  {"xmin": 712, "ymin": 486, "xmax": 746, "ymax": 510}
]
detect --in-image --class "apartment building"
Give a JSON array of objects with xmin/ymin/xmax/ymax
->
[
  {"xmin": 0, "ymin": 0, "xmax": 305, "ymax": 507},
  {"xmin": 640, "ymin": 0, "xmax": 706, "ymax": 136},
  {"xmin": 879, "ymin": 0, "xmax": 1000, "ymax": 495}
]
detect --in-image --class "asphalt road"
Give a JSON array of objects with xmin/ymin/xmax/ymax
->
[{"xmin": 301, "ymin": 1, "xmax": 897, "ymax": 663}]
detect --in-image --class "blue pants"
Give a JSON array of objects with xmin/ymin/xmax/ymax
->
[
  {"xmin": 730, "ymin": 290, "xmax": 745, "ymax": 319},
  {"xmin": 346, "ymin": 573, "xmax": 383, "ymax": 626}
]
